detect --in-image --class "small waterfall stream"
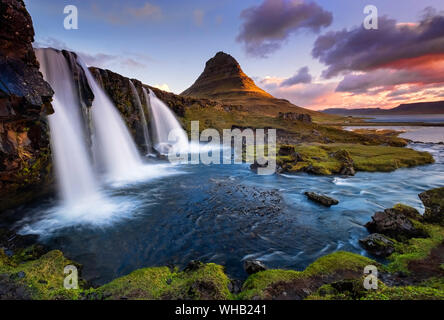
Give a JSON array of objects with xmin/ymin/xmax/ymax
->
[
  {"xmin": 129, "ymin": 81, "xmax": 151, "ymax": 154},
  {"xmin": 35, "ymin": 49, "xmax": 99, "ymax": 204},
  {"xmin": 145, "ymin": 88, "xmax": 189, "ymax": 154},
  {"xmin": 82, "ymin": 64, "xmax": 143, "ymax": 181}
]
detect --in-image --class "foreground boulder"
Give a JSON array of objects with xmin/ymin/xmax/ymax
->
[
  {"xmin": 305, "ymin": 192, "xmax": 339, "ymax": 207},
  {"xmin": 332, "ymin": 149, "xmax": 355, "ymax": 176},
  {"xmin": 365, "ymin": 205, "xmax": 428, "ymax": 241},
  {"xmin": 419, "ymin": 187, "xmax": 444, "ymax": 225},
  {"xmin": 359, "ymin": 233, "xmax": 395, "ymax": 257},
  {"xmin": 243, "ymin": 260, "xmax": 267, "ymax": 275},
  {"xmin": 0, "ymin": 0, "xmax": 54, "ymax": 212}
]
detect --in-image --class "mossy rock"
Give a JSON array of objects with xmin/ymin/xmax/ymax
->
[
  {"xmin": 0, "ymin": 250, "xmax": 83, "ymax": 300},
  {"xmin": 420, "ymin": 187, "xmax": 444, "ymax": 225},
  {"xmin": 96, "ymin": 262, "xmax": 232, "ymax": 300},
  {"xmin": 238, "ymin": 251, "xmax": 377, "ymax": 300},
  {"xmin": 276, "ymin": 143, "xmax": 433, "ymax": 176},
  {"xmin": 387, "ymin": 223, "xmax": 444, "ymax": 274},
  {"xmin": 308, "ymin": 280, "xmax": 444, "ymax": 300}
]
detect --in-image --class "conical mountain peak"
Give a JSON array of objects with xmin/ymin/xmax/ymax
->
[{"xmin": 181, "ymin": 52, "xmax": 272, "ymax": 100}]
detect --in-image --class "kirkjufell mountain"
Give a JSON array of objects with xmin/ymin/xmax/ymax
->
[
  {"xmin": 181, "ymin": 51, "xmax": 273, "ymax": 100},
  {"xmin": 182, "ymin": 52, "xmax": 326, "ymax": 118}
]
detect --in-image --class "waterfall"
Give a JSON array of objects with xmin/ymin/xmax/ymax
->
[
  {"xmin": 129, "ymin": 81, "xmax": 151, "ymax": 153},
  {"xmin": 80, "ymin": 63, "xmax": 143, "ymax": 181},
  {"xmin": 35, "ymin": 48, "xmax": 99, "ymax": 204},
  {"xmin": 144, "ymin": 88, "xmax": 189, "ymax": 155}
]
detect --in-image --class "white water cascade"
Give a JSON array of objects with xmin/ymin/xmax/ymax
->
[
  {"xmin": 81, "ymin": 63, "xmax": 143, "ymax": 181},
  {"xmin": 35, "ymin": 48, "xmax": 99, "ymax": 204},
  {"xmin": 144, "ymin": 88, "xmax": 189, "ymax": 155},
  {"xmin": 129, "ymin": 81, "xmax": 151, "ymax": 153}
]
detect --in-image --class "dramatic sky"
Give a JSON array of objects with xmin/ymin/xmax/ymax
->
[{"xmin": 26, "ymin": 0, "xmax": 444, "ymax": 110}]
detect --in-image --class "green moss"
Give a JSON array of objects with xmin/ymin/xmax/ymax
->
[
  {"xmin": 97, "ymin": 263, "xmax": 232, "ymax": 300},
  {"xmin": 0, "ymin": 250, "xmax": 83, "ymax": 300},
  {"xmin": 363, "ymin": 283, "xmax": 444, "ymax": 300},
  {"xmin": 239, "ymin": 251, "xmax": 377, "ymax": 299},
  {"xmin": 308, "ymin": 281, "xmax": 444, "ymax": 300},
  {"xmin": 387, "ymin": 223, "xmax": 444, "ymax": 273},
  {"xmin": 182, "ymin": 106, "xmax": 406, "ymax": 147},
  {"xmin": 238, "ymin": 269, "xmax": 302, "ymax": 300},
  {"xmin": 393, "ymin": 204, "xmax": 421, "ymax": 219},
  {"xmin": 96, "ymin": 266, "xmax": 172, "ymax": 299},
  {"xmin": 276, "ymin": 143, "xmax": 434, "ymax": 175}
]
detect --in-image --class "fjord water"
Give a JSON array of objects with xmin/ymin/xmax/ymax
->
[
  {"xmin": 129, "ymin": 81, "xmax": 151, "ymax": 153},
  {"xmin": 34, "ymin": 49, "xmax": 99, "ymax": 204},
  {"xmin": 13, "ymin": 142, "xmax": 444, "ymax": 285},
  {"xmin": 146, "ymin": 89, "xmax": 189, "ymax": 154}
]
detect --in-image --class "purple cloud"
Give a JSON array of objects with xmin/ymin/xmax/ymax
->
[
  {"xmin": 281, "ymin": 66, "xmax": 312, "ymax": 86},
  {"xmin": 312, "ymin": 8, "xmax": 444, "ymax": 78},
  {"xmin": 237, "ymin": 0, "xmax": 332, "ymax": 57}
]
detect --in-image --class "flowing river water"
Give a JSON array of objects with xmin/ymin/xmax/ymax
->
[{"xmin": 3, "ymin": 142, "xmax": 443, "ymax": 286}]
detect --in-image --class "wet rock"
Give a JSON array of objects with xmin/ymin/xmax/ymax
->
[
  {"xmin": 359, "ymin": 233, "xmax": 395, "ymax": 257},
  {"xmin": 419, "ymin": 187, "xmax": 444, "ymax": 225},
  {"xmin": 278, "ymin": 145, "xmax": 303, "ymax": 161},
  {"xmin": 228, "ymin": 279, "xmax": 242, "ymax": 294},
  {"xmin": 391, "ymin": 204, "xmax": 422, "ymax": 220},
  {"xmin": 365, "ymin": 208, "xmax": 428, "ymax": 241},
  {"xmin": 61, "ymin": 50, "xmax": 94, "ymax": 108},
  {"xmin": 250, "ymin": 159, "xmax": 268, "ymax": 173},
  {"xmin": 332, "ymin": 150, "xmax": 355, "ymax": 176},
  {"xmin": 0, "ymin": 0, "xmax": 54, "ymax": 211},
  {"xmin": 10, "ymin": 271, "xmax": 26, "ymax": 280},
  {"xmin": 0, "ymin": 228, "xmax": 45, "ymax": 259},
  {"xmin": 184, "ymin": 260, "xmax": 204, "ymax": 272},
  {"xmin": 329, "ymin": 279, "xmax": 366, "ymax": 299},
  {"xmin": 243, "ymin": 260, "xmax": 267, "ymax": 275},
  {"xmin": 0, "ymin": 274, "xmax": 31, "ymax": 299},
  {"xmin": 304, "ymin": 192, "xmax": 339, "ymax": 207}
]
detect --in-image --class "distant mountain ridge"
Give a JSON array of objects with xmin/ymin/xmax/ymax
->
[
  {"xmin": 181, "ymin": 51, "xmax": 331, "ymax": 119},
  {"xmin": 322, "ymin": 101, "xmax": 444, "ymax": 116}
]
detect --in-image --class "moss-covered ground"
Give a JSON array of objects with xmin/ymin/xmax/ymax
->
[{"xmin": 275, "ymin": 143, "xmax": 434, "ymax": 175}]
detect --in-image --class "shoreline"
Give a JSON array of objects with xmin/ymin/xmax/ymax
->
[{"xmin": 323, "ymin": 122, "xmax": 444, "ymax": 127}]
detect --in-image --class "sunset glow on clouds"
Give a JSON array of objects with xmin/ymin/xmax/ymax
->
[
  {"xmin": 26, "ymin": 0, "xmax": 444, "ymax": 110},
  {"xmin": 256, "ymin": 5, "xmax": 444, "ymax": 110}
]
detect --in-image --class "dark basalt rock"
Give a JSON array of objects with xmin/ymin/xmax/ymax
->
[
  {"xmin": 278, "ymin": 112, "xmax": 312, "ymax": 123},
  {"xmin": 250, "ymin": 158, "xmax": 269, "ymax": 173},
  {"xmin": 365, "ymin": 208, "xmax": 428, "ymax": 241},
  {"xmin": 419, "ymin": 187, "xmax": 444, "ymax": 225},
  {"xmin": 0, "ymin": 273, "xmax": 32, "ymax": 300},
  {"xmin": 61, "ymin": 50, "xmax": 94, "ymax": 109},
  {"xmin": 184, "ymin": 260, "xmax": 204, "ymax": 272},
  {"xmin": 278, "ymin": 145, "xmax": 303, "ymax": 161},
  {"xmin": 359, "ymin": 233, "xmax": 395, "ymax": 257},
  {"xmin": 243, "ymin": 260, "xmax": 267, "ymax": 275},
  {"xmin": 0, "ymin": 0, "xmax": 54, "ymax": 212},
  {"xmin": 305, "ymin": 192, "xmax": 339, "ymax": 207}
]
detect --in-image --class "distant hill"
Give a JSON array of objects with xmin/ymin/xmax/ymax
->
[
  {"xmin": 181, "ymin": 52, "xmax": 332, "ymax": 119},
  {"xmin": 322, "ymin": 101, "xmax": 444, "ymax": 116}
]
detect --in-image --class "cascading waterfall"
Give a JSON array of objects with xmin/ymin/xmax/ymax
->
[
  {"xmin": 35, "ymin": 48, "xmax": 99, "ymax": 204},
  {"xmin": 129, "ymin": 81, "xmax": 151, "ymax": 153},
  {"xmin": 20, "ymin": 49, "xmax": 179, "ymax": 234},
  {"xmin": 80, "ymin": 62, "xmax": 143, "ymax": 181},
  {"xmin": 144, "ymin": 88, "xmax": 189, "ymax": 155}
]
